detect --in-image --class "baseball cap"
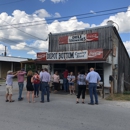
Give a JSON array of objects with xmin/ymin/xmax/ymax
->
[{"xmin": 7, "ymin": 70, "xmax": 13, "ymax": 74}]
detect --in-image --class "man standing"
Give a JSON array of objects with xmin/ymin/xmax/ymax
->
[
  {"xmin": 63, "ymin": 69, "xmax": 68, "ymax": 92},
  {"xmin": 40, "ymin": 68, "xmax": 50, "ymax": 103},
  {"xmin": 6, "ymin": 70, "xmax": 17, "ymax": 102},
  {"xmin": 17, "ymin": 69, "xmax": 26, "ymax": 101},
  {"xmin": 86, "ymin": 68, "xmax": 101, "ymax": 105}
]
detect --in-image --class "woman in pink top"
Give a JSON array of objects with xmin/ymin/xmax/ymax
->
[{"xmin": 52, "ymin": 71, "xmax": 60, "ymax": 92}]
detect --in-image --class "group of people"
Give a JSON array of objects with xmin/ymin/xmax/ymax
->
[
  {"xmin": 62, "ymin": 68, "xmax": 101, "ymax": 105},
  {"xmin": 5, "ymin": 68, "xmax": 51, "ymax": 103},
  {"xmin": 5, "ymin": 67, "xmax": 101, "ymax": 105}
]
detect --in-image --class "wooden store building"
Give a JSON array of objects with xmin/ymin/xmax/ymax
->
[{"xmin": 35, "ymin": 25, "xmax": 130, "ymax": 94}]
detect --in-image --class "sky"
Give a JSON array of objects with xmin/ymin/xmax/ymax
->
[{"xmin": 0, "ymin": 0, "xmax": 130, "ymax": 59}]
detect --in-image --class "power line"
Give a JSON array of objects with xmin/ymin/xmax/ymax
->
[
  {"xmin": 0, "ymin": 0, "xmax": 26, "ymax": 6},
  {"xmin": 0, "ymin": 6, "xmax": 128, "ymax": 28},
  {"xmin": 0, "ymin": 9, "xmax": 129, "ymax": 31},
  {"xmin": 0, "ymin": 36, "xmax": 47, "ymax": 50},
  {"xmin": 0, "ymin": 18, "xmax": 48, "ymax": 41}
]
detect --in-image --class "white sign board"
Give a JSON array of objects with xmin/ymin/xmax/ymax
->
[{"xmin": 47, "ymin": 50, "xmax": 88, "ymax": 60}]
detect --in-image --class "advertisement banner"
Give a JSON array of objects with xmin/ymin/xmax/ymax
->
[
  {"xmin": 58, "ymin": 33, "xmax": 98, "ymax": 44},
  {"xmin": 88, "ymin": 49, "xmax": 103, "ymax": 59},
  {"xmin": 58, "ymin": 36, "xmax": 68, "ymax": 44},
  {"xmin": 37, "ymin": 52, "xmax": 46, "ymax": 60}
]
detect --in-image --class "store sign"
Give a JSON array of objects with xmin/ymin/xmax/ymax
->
[
  {"xmin": 37, "ymin": 52, "xmax": 46, "ymax": 60},
  {"xmin": 68, "ymin": 34, "xmax": 86, "ymax": 43},
  {"xmin": 47, "ymin": 50, "xmax": 88, "ymax": 60},
  {"xmin": 37, "ymin": 49, "xmax": 104, "ymax": 61},
  {"xmin": 58, "ymin": 33, "xmax": 98, "ymax": 44},
  {"xmin": 88, "ymin": 49, "xmax": 103, "ymax": 59}
]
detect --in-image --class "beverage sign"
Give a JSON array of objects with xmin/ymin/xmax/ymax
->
[
  {"xmin": 86, "ymin": 33, "xmax": 98, "ymax": 42},
  {"xmin": 47, "ymin": 50, "xmax": 88, "ymax": 60},
  {"xmin": 37, "ymin": 52, "xmax": 46, "ymax": 60},
  {"xmin": 58, "ymin": 33, "xmax": 98, "ymax": 44},
  {"xmin": 88, "ymin": 49, "xmax": 103, "ymax": 59}
]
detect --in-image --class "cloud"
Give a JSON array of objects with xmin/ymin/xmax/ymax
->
[
  {"xmin": 123, "ymin": 41, "xmax": 130, "ymax": 55},
  {"xmin": 51, "ymin": 0, "xmax": 67, "ymax": 3},
  {"xmin": 39, "ymin": 0, "xmax": 46, "ymax": 2},
  {"xmin": 0, "ymin": 44, "xmax": 6, "ymax": 55},
  {"xmin": 90, "ymin": 10, "xmax": 96, "ymax": 14},
  {"xmin": 34, "ymin": 9, "xmax": 51, "ymax": 18},
  {"xmin": 54, "ymin": 12, "xmax": 61, "ymax": 18},
  {"xmin": 27, "ymin": 50, "xmax": 36, "ymax": 55},
  {"xmin": 100, "ymin": 6, "xmax": 130, "ymax": 33},
  {"xmin": 10, "ymin": 42, "xmax": 27, "ymax": 50}
]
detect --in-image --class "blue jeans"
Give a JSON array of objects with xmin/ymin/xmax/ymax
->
[
  {"xmin": 63, "ymin": 78, "xmax": 68, "ymax": 92},
  {"xmin": 41, "ymin": 82, "xmax": 50, "ymax": 102},
  {"xmin": 18, "ymin": 82, "xmax": 24, "ymax": 100},
  {"xmin": 89, "ymin": 83, "xmax": 98, "ymax": 104},
  {"xmin": 34, "ymin": 83, "xmax": 39, "ymax": 96}
]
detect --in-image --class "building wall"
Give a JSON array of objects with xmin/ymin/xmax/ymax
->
[
  {"xmin": 110, "ymin": 27, "xmax": 130, "ymax": 93},
  {"xmin": 1, "ymin": 62, "xmax": 12, "ymax": 78},
  {"xmin": 0, "ymin": 61, "xmax": 21, "ymax": 78},
  {"xmin": 49, "ymin": 26, "xmax": 113, "ymax": 52}
]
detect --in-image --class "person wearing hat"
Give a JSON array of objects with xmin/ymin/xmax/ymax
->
[
  {"xmin": 17, "ymin": 69, "xmax": 26, "ymax": 101},
  {"xmin": 6, "ymin": 70, "xmax": 17, "ymax": 102}
]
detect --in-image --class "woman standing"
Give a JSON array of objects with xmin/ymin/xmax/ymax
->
[
  {"xmin": 52, "ymin": 71, "xmax": 60, "ymax": 92},
  {"xmin": 33, "ymin": 71, "xmax": 40, "ymax": 97},
  {"xmin": 76, "ymin": 70, "xmax": 86, "ymax": 104},
  {"xmin": 67, "ymin": 72, "xmax": 75, "ymax": 95},
  {"xmin": 26, "ymin": 70, "xmax": 35, "ymax": 103}
]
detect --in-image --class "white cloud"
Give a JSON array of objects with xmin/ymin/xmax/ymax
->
[
  {"xmin": 0, "ymin": 44, "xmax": 6, "ymax": 55},
  {"xmin": 51, "ymin": 0, "xmax": 67, "ymax": 3},
  {"xmin": 100, "ymin": 6, "xmax": 130, "ymax": 33},
  {"xmin": 10, "ymin": 42, "xmax": 27, "ymax": 50},
  {"xmin": 54, "ymin": 12, "xmax": 61, "ymax": 18},
  {"xmin": 39, "ymin": 0, "xmax": 46, "ymax": 2},
  {"xmin": 27, "ymin": 50, "xmax": 36, "ymax": 55},
  {"xmin": 34, "ymin": 9, "xmax": 51, "ymax": 18},
  {"xmin": 124, "ymin": 41, "xmax": 130, "ymax": 55},
  {"xmin": 90, "ymin": 10, "xmax": 96, "ymax": 14}
]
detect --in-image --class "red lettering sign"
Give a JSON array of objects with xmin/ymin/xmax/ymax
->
[
  {"xmin": 59, "ymin": 36, "xmax": 68, "ymax": 44},
  {"xmin": 86, "ymin": 33, "xmax": 98, "ymax": 42},
  {"xmin": 37, "ymin": 52, "xmax": 46, "ymax": 60},
  {"xmin": 88, "ymin": 49, "xmax": 103, "ymax": 59}
]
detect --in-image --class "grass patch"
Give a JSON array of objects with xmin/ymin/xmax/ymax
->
[{"xmin": 105, "ymin": 94, "xmax": 130, "ymax": 101}]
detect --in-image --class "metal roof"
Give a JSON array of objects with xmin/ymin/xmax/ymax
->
[{"xmin": 0, "ymin": 56, "xmax": 28, "ymax": 62}]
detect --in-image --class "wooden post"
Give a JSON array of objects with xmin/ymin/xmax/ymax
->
[{"xmin": 111, "ymin": 81, "xmax": 113, "ymax": 95}]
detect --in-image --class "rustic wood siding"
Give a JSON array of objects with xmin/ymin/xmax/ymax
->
[
  {"xmin": 117, "ymin": 33, "xmax": 130, "ymax": 93},
  {"xmin": 49, "ymin": 26, "xmax": 113, "ymax": 52}
]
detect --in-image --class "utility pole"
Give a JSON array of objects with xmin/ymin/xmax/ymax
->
[{"xmin": 4, "ymin": 46, "xmax": 7, "ymax": 56}]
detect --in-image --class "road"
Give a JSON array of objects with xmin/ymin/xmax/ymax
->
[{"xmin": 0, "ymin": 81, "xmax": 130, "ymax": 130}]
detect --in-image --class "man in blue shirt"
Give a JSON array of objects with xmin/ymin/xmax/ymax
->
[{"xmin": 86, "ymin": 68, "xmax": 101, "ymax": 105}]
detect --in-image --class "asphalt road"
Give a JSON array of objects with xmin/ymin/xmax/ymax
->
[{"xmin": 0, "ymin": 81, "xmax": 130, "ymax": 130}]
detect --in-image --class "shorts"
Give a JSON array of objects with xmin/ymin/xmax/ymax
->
[
  {"xmin": 6, "ymin": 85, "xmax": 13, "ymax": 95},
  {"xmin": 69, "ymin": 83, "xmax": 74, "ymax": 86}
]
